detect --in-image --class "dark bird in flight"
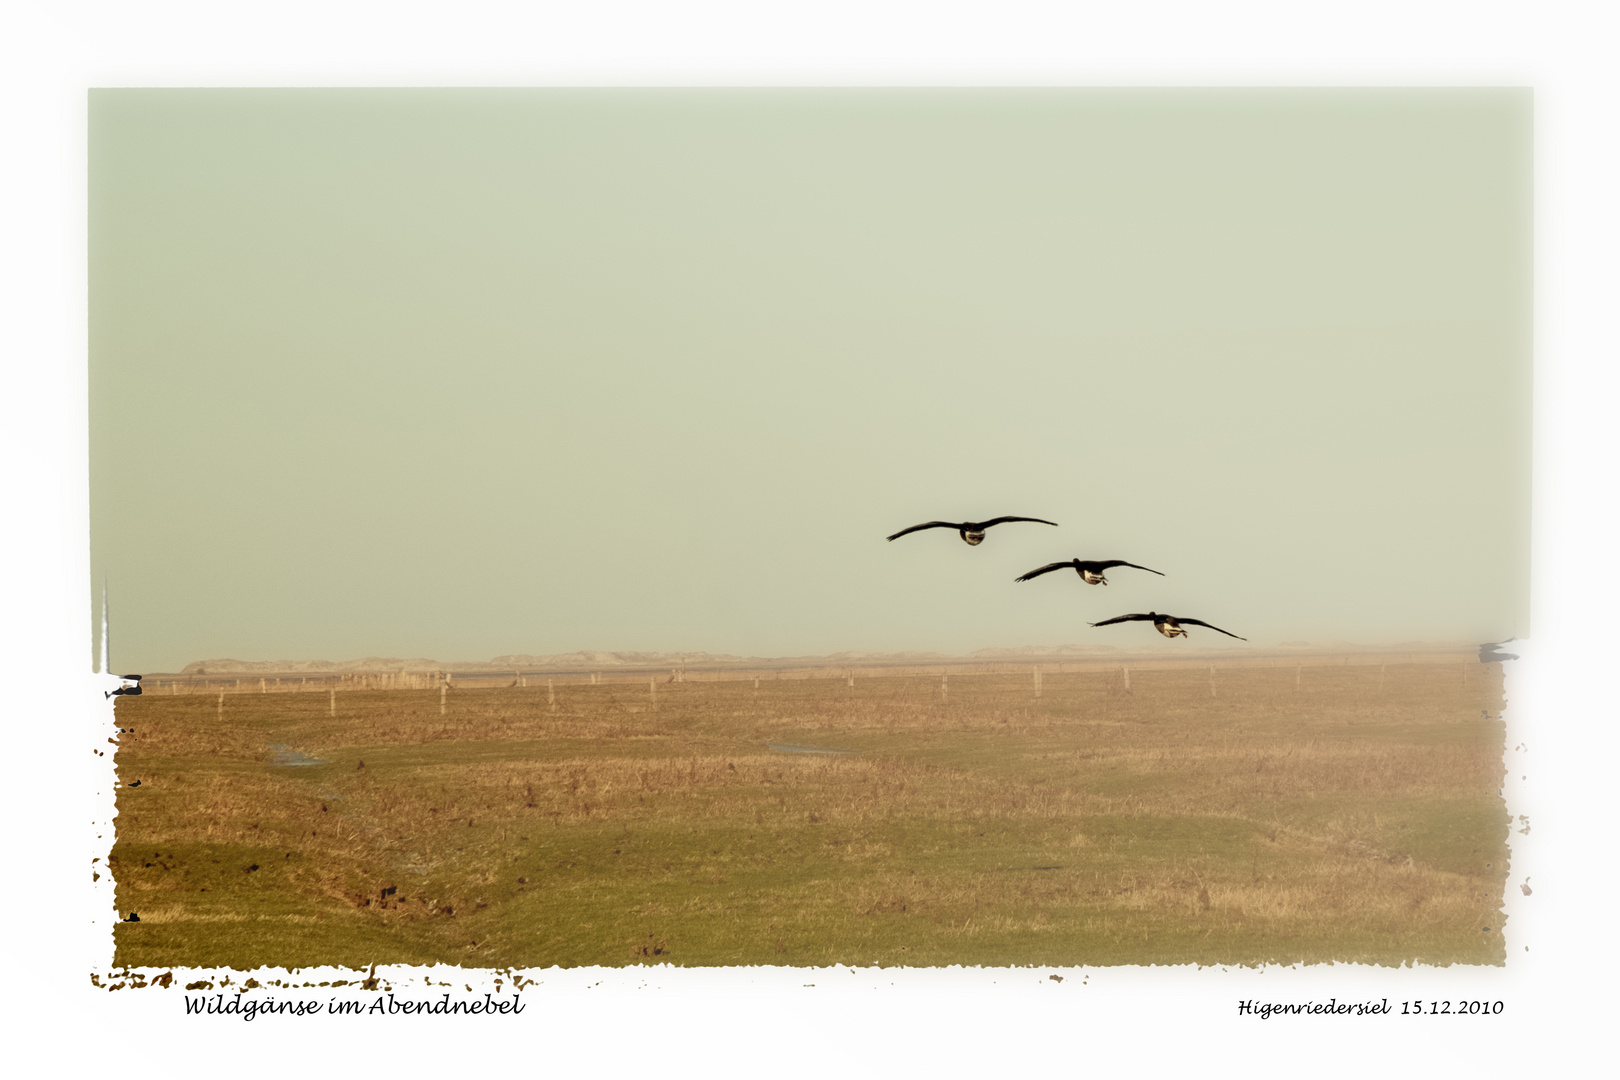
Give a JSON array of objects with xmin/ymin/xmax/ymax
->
[
  {"xmin": 106, "ymin": 674, "xmax": 143, "ymax": 699},
  {"xmin": 1015, "ymin": 559, "xmax": 1164, "ymax": 586},
  {"xmin": 886, "ymin": 516, "xmax": 1058, "ymax": 546},
  {"xmin": 1089, "ymin": 612, "xmax": 1247, "ymax": 641}
]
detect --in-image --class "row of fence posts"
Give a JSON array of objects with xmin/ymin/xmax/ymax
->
[
  {"xmin": 935, "ymin": 658, "xmax": 1426, "ymax": 700},
  {"xmin": 194, "ymin": 656, "xmax": 1472, "ymax": 723}
]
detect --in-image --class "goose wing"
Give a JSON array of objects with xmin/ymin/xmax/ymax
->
[
  {"xmin": 886, "ymin": 521, "xmax": 963, "ymax": 541},
  {"xmin": 1089, "ymin": 560, "xmax": 1165, "ymax": 576},
  {"xmin": 1175, "ymin": 617, "xmax": 1247, "ymax": 641},
  {"xmin": 1088, "ymin": 613, "xmax": 1156, "ymax": 628},
  {"xmin": 1014, "ymin": 560, "xmax": 1077, "ymax": 582},
  {"xmin": 974, "ymin": 516, "xmax": 1059, "ymax": 530}
]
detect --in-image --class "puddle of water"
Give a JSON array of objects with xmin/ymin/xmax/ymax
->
[
  {"xmin": 766, "ymin": 742, "xmax": 858, "ymax": 755},
  {"xmin": 268, "ymin": 744, "xmax": 328, "ymax": 767}
]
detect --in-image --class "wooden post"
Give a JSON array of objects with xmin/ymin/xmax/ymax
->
[
  {"xmin": 218, "ymin": 692, "xmax": 225, "ymax": 720},
  {"xmin": 439, "ymin": 684, "xmax": 446, "ymax": 716},
  {"xmin": 753, "ymin": 676, "xmax": 759, "ymax": 692},
  {"xmin": 329, "ymin": 688, "xmax": 336, "ymax": 717},
  {"xmin": 848, "ymin": 669, "xmax": 854, "ymax": 691},
  {"xmin": 650, "ymin": 676, "xmax": 657, "ymax": 710},
  {"xmin": 940, "ymin": 671, "xmax": 948, "ymax": 703},
  {"xmin": 1122, "ymin": 665, "xmax": 1131, "ymax": 692},
  {"xmin": 548, "ymin": 679, "xmax": 556, "ymax": 711}
]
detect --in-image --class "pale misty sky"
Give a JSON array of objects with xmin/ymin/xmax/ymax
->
[{"xmin": 90, "ymin": 89, "xmax": 1529, "ymax": 672}]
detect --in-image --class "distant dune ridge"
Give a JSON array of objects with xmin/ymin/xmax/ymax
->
[
  {"xmin": 171, "ymin": 640, "xmax": 1473, "ymax": 677},
  {"xmin": 178, "ymin": 646, "xmax": 1131, "ymax": 676}
]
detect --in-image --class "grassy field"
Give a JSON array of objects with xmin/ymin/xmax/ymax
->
[{"xmin": 109, "ymin": 658, "xmax": 1509, "ymax": 969}]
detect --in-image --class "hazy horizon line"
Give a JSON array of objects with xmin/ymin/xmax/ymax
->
[{"xmin": 122, "ymin": 638, "xmax": 1501, "ymax": 676}]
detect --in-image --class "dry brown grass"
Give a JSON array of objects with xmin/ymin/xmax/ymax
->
[{"xmin": 109, "ymin": 657, "xmax": 1509, "ymax": 969}]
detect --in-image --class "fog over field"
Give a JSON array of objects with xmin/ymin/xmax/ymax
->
[{"xmin": 90, "ymin": 91, "xmax": 1528, "ymax": 673}]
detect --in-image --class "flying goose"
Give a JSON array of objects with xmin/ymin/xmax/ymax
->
[
  {"xmin": 1016, "ymin": 559, "xmax": 1164, "ymax": 586},
  {"xmin": 1089, "ymin": 612, "xmax": 1246, "ymax": 641},
  {"xmin": 886, "ymin": 516, "xmax": 1058, "ymax": 546}
]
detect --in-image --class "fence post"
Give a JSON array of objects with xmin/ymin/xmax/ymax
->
[
  {"xmin": 1122, "ymin": 665, "xmax": 1131, "ymax": 692},
  {"xmin": 218, "ymin": 691, "xmax": 225, "ymax": 720},
  {"xmin": 650, "ymin": 676, "xmax": 657, "ymax": 711},
  {"xmin": 548, "ymin": 679, "xmax": 556, "ymax": 712},
  {"xmin": 439, "ymin": 683, "xmax": 446, "ymax": 716}
]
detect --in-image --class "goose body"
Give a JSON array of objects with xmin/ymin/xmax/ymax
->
[
  {"xmin": 1089, "ymin": 612, "xmax": 1246, "ymax": 641},
  {"xmin": 887, "ymin": 516, "xmax": 1058, "ymax": 546},
  {"xmin": 1015, "ymin": 559, "xmax": 1164, "ymax": 586}
]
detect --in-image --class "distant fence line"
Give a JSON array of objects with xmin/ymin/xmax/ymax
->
[{"xmin": 143, "ymin": 650, "xmax": 1482, "ymax": 694}]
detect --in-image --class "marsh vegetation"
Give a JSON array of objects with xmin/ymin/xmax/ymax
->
[{"xmin": 109, "ymin": 657, "xmax": 1508, "ymax": 969}]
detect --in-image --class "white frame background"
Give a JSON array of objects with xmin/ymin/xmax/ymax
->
[{"xmin": 2, "ymin": 1, "xmax": 1613, "ymax": 1073}]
